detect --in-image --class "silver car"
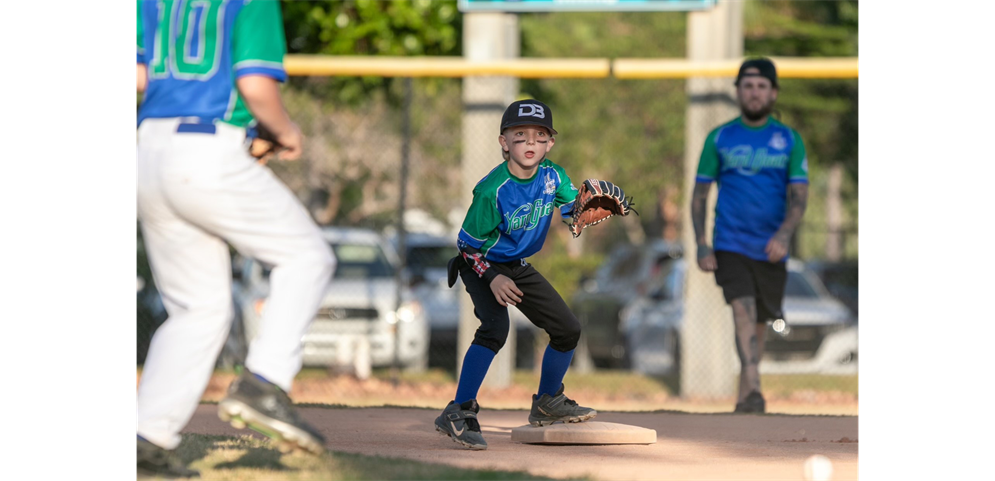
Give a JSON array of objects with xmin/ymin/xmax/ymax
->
[
  {"xmin": 622, "ymin": 258, "xmax": 856, "ymax": 376},
  {"xmin": 234, "ymin": 227, "xmax": 430, "ymax": 371}
]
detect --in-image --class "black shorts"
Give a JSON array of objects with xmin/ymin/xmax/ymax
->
[
  {"xmin": 451, "ymin": 257, "xmax": 581, "ymax": 354},
  {"xmin": 714, "ymin": 250, "xmax": 787, "ymax": 324}
]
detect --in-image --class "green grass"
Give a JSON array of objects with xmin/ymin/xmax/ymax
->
[
  {"xmin": 760, "ymin": 373, "xmax": 859, "ymax": 397},
  {"xmin": 359, "ymin": 367, "xmax": 675, "ymax": 397},
  {"xmin": 297, "ymin": 367, "xmax": 458, "ymax": 385},
  {"xmin": 145, "ymin": 365, "xmax": 858, "ymax": 403},
  {"xmin": 294, "ymin": 368, "xmax": 858, "ymax": 399},
  {"xmin": 514, "ymin": 370, "xmax": 673, "ymax": 397},
  {"xmin": 166, "ymin": 433, "xmax": 568, "ymax": 481}
]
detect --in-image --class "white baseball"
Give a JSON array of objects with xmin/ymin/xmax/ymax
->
[{"xmin": 803, "ymin": 455, "xmax": 833, "ymax": 481}]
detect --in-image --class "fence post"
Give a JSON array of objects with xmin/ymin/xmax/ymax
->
[
  {"xmin": 393, "ymin": 77, "xmax": 414, "ymax": 381},
  {"xmin": 680, "ymin": 0, "xmax": 742, "ymax": 400},
  {"xmin": 458, "ymin": 12, "xmax": 520, "ymax": 388}
]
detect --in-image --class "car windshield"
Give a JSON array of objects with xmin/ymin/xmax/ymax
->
[
  {"xmin": 607, "ymin": 249, "xmax": 641, "ymax": 281},
  {"xmin": 407, "ymin": 246, "xmax": 454, "ymax": 270},
  {"xmin": 785, "ymin": 271, "xmax": 820, "ymax": 298},
  {"xmin": 259, "ymin": 242, "xmax": 395, "ymax": 281},
  {"xmin": 331, "ymin": 243, "xmax": 395, "ymax": 279}
]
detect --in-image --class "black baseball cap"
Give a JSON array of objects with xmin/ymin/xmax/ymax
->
[
  {"xmin": 500, "ymin": 99, "xmax": 557, "ymax": 135},
  {"xmin": 735, "ymin": 57, "xmax": 779, "ymax": 89}
]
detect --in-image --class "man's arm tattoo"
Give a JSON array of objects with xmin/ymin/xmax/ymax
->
[
  {"xmin": 776, "ymin": 183, "xmax": 809, "ymax": 239},
  {"xmin": 690, "ymin": 182, "xmax": 712, "ymax": 247}
]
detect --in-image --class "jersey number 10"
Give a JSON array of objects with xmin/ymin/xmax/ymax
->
[{"xmin": 149, "ymin": 0, "xmax": 224, "ymax": 80}]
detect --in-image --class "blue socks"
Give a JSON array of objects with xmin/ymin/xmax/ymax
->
[
  {"xmin": 537, "ymin": 345, "xmax": 574, "ymax": 398},
  {"xmin": 454, "ymin": 343, "xmax": 574, "ymax": 402},
  {"xmin": 454, "ymin": 344, "xmax": 496, "ymax": 404}
]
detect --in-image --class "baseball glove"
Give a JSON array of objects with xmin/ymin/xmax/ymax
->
[
  {"xmin": 568, "ymin": 179, "xmax": 636, "ymax": 238},
  {"xmin": 248, "ymin": 123, "xmax": 281, "ymax": 164}
]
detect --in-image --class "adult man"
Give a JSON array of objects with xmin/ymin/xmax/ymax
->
[
  {"xmin": 691, "ymin": 57, "xmax": 809, "ymax": 414},
  {"xmin": 136, "ymin": 1, "xmax": 335, "ymax": 477}
]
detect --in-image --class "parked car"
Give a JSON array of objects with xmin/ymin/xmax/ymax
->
[
  {"xmin": 805, "ymin": 260, "xmax": 858, "ymax": 318},
  {"xmin": 387, "ymin": 231, "xmax": 537, "ymax": 369},
  {"xmin": 574, "ymin": 241, "xmax": 857, "ymax": 376},
  {"xmin": 572, "ymin": 240, "xmax": 684, "ymax": 369},
  {"xmin": 233, "ymin": 227, "xmax": 430, "ymax": 371},
  {"xmin": 396, "ymin": 232, "xmax": 457, "ymax": 289}
]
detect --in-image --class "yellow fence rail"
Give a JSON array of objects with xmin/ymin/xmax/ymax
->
[{"xmin": 285, "ymin": 55, "xmax": 857, "ymax": 79}]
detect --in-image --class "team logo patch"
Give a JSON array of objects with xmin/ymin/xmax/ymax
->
[
  {"xmin": 518, "ymin": 104, "xmax": 545, "ymax": 119},
  {"xmin": 768, "ymin": 132, "xmax": 787, "ymax": 150},
  {"xmin": 544, "ymin": 173, "xmax": 556, "ymax": 195}
]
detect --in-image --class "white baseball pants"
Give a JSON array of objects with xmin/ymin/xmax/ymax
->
[{"xmin": 135, "ymin": 118, "xmax": 335, "ymax": 449}]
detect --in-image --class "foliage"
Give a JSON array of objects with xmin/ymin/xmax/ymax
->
[
  {"xmin": 142, "ymin": 1, "xmax": 859, "ymax": 236},
  {"xmin": 281, "ymin": 0, "xmax": 462, "ymax": 105},
  {"xmin": 518, "ymin": 12, "xmax": 688, "ymax": 252},
  {"xmin": 269, "ymin": 0, "xmax": 857, "ymax": 253},
  {"xmin": 744, "ymin": 0, "xmax": 859, "ymax": 184}
]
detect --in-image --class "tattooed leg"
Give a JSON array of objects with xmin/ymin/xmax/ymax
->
[
  {"xmin": 755, "ymin": 321, "xmax": 768, "ymax": 370},
  {"xmin": 730, "ymin": 297, "xmax": 760, "ymax": 402}
]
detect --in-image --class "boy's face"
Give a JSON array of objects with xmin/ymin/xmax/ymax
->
[{"xmin": 499, "ymin": 125, "xmax": 555, "ymax": 171}]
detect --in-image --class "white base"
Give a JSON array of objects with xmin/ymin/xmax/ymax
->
[{"xmin": 511, "ymin": 421, "xmax": 657, "ymax": 445}]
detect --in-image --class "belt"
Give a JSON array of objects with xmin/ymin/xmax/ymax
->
[
  {"xmin": 495, "ymin": 258, "xmax": 529, "ymax": 267},
  {"xmin": 446, "ymin": 256, "xmax": 528, "ymax": 288},
  {"xmin": 176, "ymin": 122, "xmax": 216, "ymax": 134}
]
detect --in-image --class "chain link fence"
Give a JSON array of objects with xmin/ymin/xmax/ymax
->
[{"xmin": 137, "ymin": 75, "xmax": 857, "ymax": 407}]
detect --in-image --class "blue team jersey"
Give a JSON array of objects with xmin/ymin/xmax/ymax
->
[
  {"xmin": 458, "ymin": 160, "xmax": 579, "ymax": 263},
  {"xmin": 695, "ymin": 117, "xmax": 809, "ymax": 262},
  {"xmin": 137, "ymin": 0, "xmax": 288, "ymax": 128}
]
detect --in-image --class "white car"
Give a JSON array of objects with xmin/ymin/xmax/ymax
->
[{"xmin": 234, "ymin": 227, "xmax": 430, "ymax": 371}]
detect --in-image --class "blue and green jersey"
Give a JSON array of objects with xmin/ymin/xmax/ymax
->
[
  {"xmin": 696, "ymin": 116, "xmax": 809, "ymax": 262},
  {"xmin": 137, "ymin": 0, "xmax": 287, "ymax": 128},
  {"xmin": 458, "ymin": 159, "xmax": 578, "ymax": 264}
]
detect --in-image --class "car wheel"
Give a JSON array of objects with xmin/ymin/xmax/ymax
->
[{"xmin": 839, "ymin": 350, "xmax": 856, "ymax": 365}]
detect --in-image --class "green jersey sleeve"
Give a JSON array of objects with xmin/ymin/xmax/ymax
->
[
  {"xmin": 552, "ymin": 164, "xmax": 579, "ymax": 217},
  {"xmin": 232, "ymin": 0, "xmax": 288, "ymax": 82},
  {"xmin": 553, "ymin": 164, "xmax": 578, "ymax": 201},
  {"xmin": 788, "ymin": 129, "xmax": 809, "ymax": 183},
  {"xmin": 459, "ymin": 188, "xmax": 503, "ymax": 249},
  {"xmin": 695, "ymin": 128, "xmax": 720, "ymax": 183},
  {"xmin": 136, "ymin": 1, "xmax": 145, "ymax": 64}
]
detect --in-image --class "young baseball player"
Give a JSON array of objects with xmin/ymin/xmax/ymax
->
[{"xmin": 435, "ymin": 99, "xmax": 630, "ymax": 450}]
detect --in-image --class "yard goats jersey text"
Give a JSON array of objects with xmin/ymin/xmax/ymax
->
[
  {"xmin": 458, "ymin": 160, "xmax": 578, "ymax": 263},
  {"xmin": 137, "ymin": 0, "xmax": 288, "ymax": 128},
  {"xmin": 696, "ymin": 117, "xmax": 809, "ymax": 262}
]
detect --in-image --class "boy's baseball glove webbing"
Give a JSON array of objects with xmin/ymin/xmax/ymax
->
[{"xmin": 568, "ymin": 179, "xmax": 637, "ymax": 238}]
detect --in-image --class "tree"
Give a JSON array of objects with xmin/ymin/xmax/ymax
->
[{"xmin": 281, "ymin": 0, "xmax": 462, "ymax": 104}]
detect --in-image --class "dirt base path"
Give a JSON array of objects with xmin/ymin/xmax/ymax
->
[{"xmin": 184, "ymin": 405, "xmax": 857, "ymax": 480}]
